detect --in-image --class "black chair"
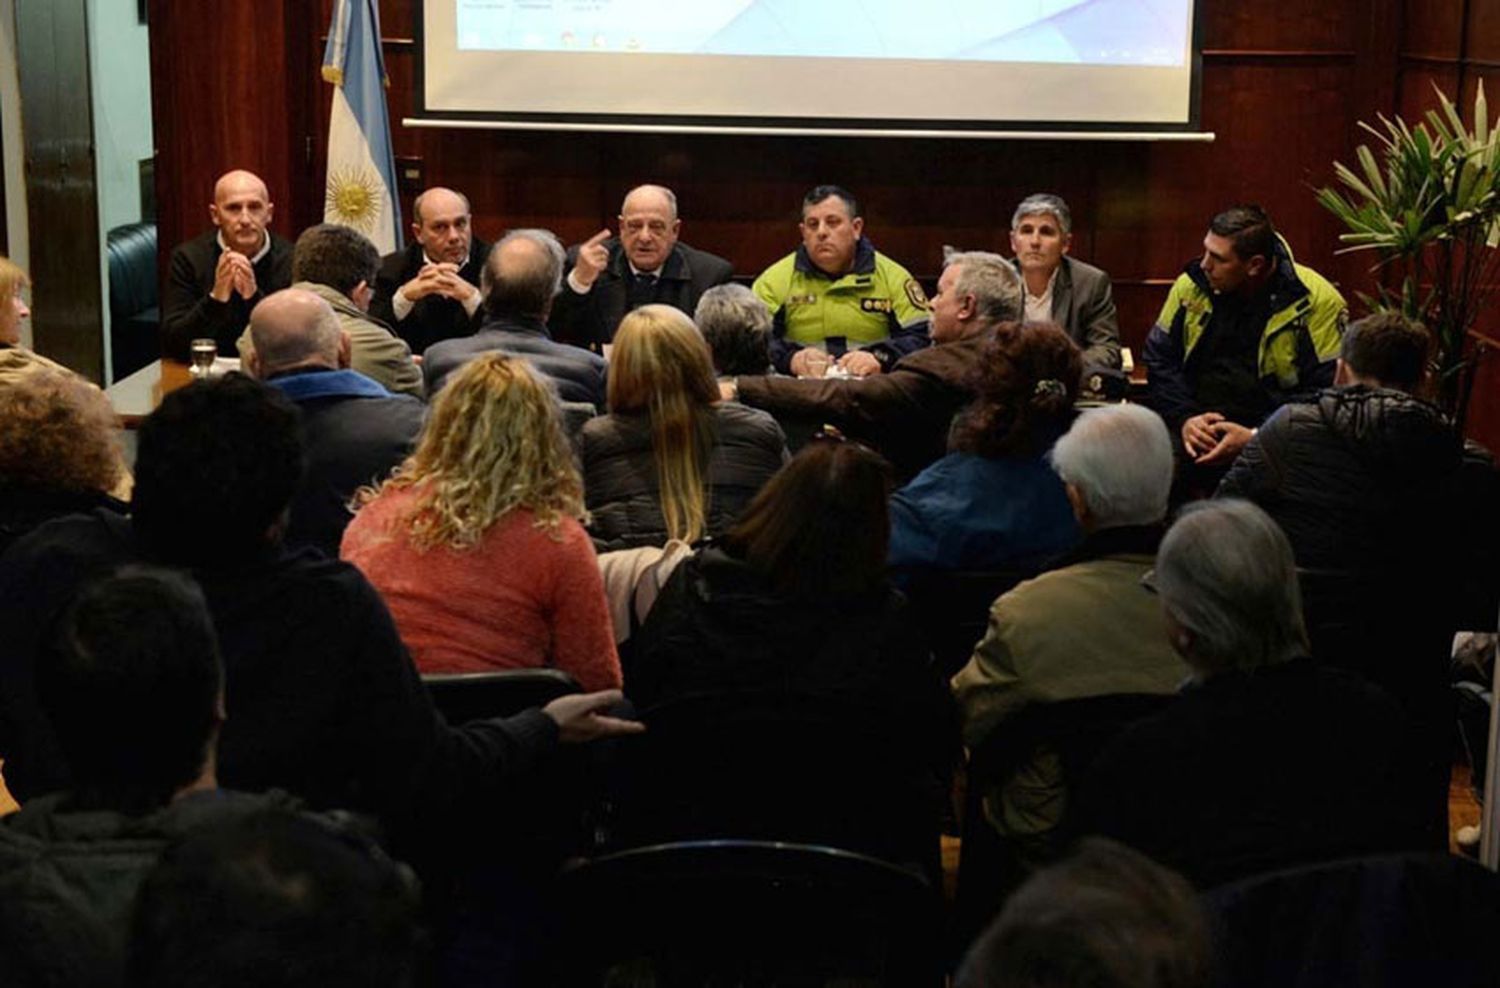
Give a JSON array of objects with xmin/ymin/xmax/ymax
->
[
  {"xmin": 901, "ymin": 567, "xmax": 1034, "ymax": 679},
  {"xmin": 105, "ymin": 221, "xmax": 159, "ymax": 380},
  {"xmin": 954, "ymin": 692, "xmax": 1172, "ymax": 952},
  {"xmin": 552, "ymin": 840, "xmax": 944, "ymax": 986},
  {"xmin": 421, "ymin": 667, "xmax": 580, "ymax": 724},
  {"xmin": 1204, "ymin": 852, "xmax": 1500, "ymax": 988}
]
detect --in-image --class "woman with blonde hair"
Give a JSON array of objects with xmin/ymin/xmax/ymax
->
[
  {"xmin": 580, "ymin": 304, "xmax": 786, "ymax": 550},
  {"xmin": 0, "ymin": 255, "xmax": 31, "ymax": 349},
  {"xmin": 341, "ymin": 352, "xmax": 621, "ymax": 691}
]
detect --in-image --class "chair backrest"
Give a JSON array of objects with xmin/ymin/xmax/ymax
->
[
  {"xmin": 105, "ymin": 222, "xmax": 159, "ymax": 319},
  {"xmin": 553, "ymin": 839, "xmax": 943, "ymax": 986},
  {"xmin": 901, "ymin": 567, "xmax": 1033, "ymax": 679},
  {"xmin": 421, "ymin": 668, "xmax": 579, "ymax": 724}
]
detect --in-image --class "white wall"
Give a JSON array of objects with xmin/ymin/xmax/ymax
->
[
  {"xmin": 0, "ymin": 0, "xmax": 31, "ymax": 346},
  {"xmin": 88, "ymin": 0, "xmax": 152, "ymax": 232}
]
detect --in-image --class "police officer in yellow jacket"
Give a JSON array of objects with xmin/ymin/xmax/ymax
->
[
  {"xmin": 1143, "ymin": 204, "xmax": 1346, "ymax": 469},
  {"xmin": 752, "ymin": 185, "xmax": 930, "ymax": 377}
]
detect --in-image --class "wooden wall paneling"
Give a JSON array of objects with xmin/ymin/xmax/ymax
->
[
  {"xmin": 1470, "ymin": 0, "xmax": 1500, "ymax": 61},
  {"xmin": 1200, "ymin": 0, "xmax": 1354, "ymax": 51},
  {"xmin": 1399, "ymin": 0, "xmax": 1464, "ymax": 59}
]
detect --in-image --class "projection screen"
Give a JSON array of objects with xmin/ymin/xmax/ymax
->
[{"xmin": 416, "ymin": 0, "xmax": 1203, "ymax": 137}]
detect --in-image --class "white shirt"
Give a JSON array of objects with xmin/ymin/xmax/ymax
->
[
  {"xmin": 1023, "ymin": 267, "xmax": 1060, "ymax": 324},
  {"xmin": 217, "ymin": 230, "xmax": 273, "ymax": 264},
  {"xmin": 392, "ymin": 250, "xmax": 480, "ymax": 321}
]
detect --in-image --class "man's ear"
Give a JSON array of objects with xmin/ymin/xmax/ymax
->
[
  {"xmin": 1061, "ymin": 232, "xmax": 1073, "ymax": 256},
  {"xmin": 337, "ymin": 330, "xmax": 352, "ymax": 369},
  {"xmin": 245, "ymin": 349, "xmax": 263, "ymax": 379},
  {"xmin": 1333, "ymin": 358, "xmax": 1353, "ymax": 387},
  {"xmin": 1064, "ymin": 482, "xmax": 1090, "ymax": 527},
  {"xmin": 1246, "ymin": 254, "xmax": 1269, "ymax": 278}
]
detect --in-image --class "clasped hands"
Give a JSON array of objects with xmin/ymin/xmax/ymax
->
[
  {"xmin": 1181, "ymin": 411, "xmax": 1254, "ymax": 466},
  {"xmin": 789, "ymin": 347, "xmax": 881, "ymax": 379},
  {"xmin": 210, "ymin": 250, "xmax": 259, "ymax": 303},
  {"xmin": 402, "ymin": 262, "xmax": 478, "ymax": 304}
]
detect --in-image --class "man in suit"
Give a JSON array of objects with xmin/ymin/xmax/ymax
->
[
  {"xmin": 423, "ymin": 229, "xmax": 607, "ymax": 407},
  {"xmin": 160, "ymin": 169, "xmax": 294, "ymax": 361},
  {"xmin": 1009, "ymin": 193, "xmax": 1121, "ymax": 373},
  {"xmin": 368, "ymin": 186, "xmax": 490, "ymax": 354},
  {"xmin": 548, "ymin": 184, "xmax": 733, "ymax": 352}
]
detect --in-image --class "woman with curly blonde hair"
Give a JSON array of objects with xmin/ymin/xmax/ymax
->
[
  {"xmin": 341, "ymin": 353, "xmax": 621, "ymax": 690},
  {"xmin": 580, "ymin": 304, "xmax": 786, "ymax": 550}
]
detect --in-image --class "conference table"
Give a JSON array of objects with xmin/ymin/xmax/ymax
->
[{"xmin": 105, "ymin": 357, "xmax": 240, "ymax": 427}]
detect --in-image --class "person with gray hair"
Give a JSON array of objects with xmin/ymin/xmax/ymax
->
[
  {"xmin": 694, "ymin": 283, "xmax": 772, "ymax": 376},
  {"xmin": 238, "ymin": 224, "xmax": 422, "ymax": 398},
  {"xmin": 422, "ymin": 228, "xmax": 607, "ymax": 406},
  {"xmin": 245, "ymin": 288, "xmax": 424, "ymax": 557},
  {"xmin": 1010, "ymin": 192, "xmax": 1122, "ymax": 372},
  {"xmin": 952, "ymin": 403, "xmax": 1189, "ymax": 858},
  {"xmin": 1079, "ymin": 498, "xmax": 1430, "ymax": 888},
  {"xmin": 727, "ymin": 250, "xmax": 1024, "ymax": 480}
]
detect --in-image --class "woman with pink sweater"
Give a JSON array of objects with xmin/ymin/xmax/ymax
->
[{"xmin": 342, "ymin": 353, "xmax": 621, "ymax": 691}]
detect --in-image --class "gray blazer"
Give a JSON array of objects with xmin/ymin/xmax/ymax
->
[{"xmin": 1021, "ymin": 256, "xmax": 1122, "ymax": 372}]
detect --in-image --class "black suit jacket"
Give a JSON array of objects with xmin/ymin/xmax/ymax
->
[
  {"xmin": 422, "ymin": 313, "xmax": 608, "ymax": 408},
  {"xmin": 549, "ymin": 239, "xmax": 733, "ymax": 352},
  {"xmin": 160, "ymin": 230, "xmax": 294, "ymax": 361},
  {"xmin": 369, "ymin": 237, "xmax": 490, "ymax": 354}
]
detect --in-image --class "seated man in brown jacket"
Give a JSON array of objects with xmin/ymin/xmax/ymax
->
[{"xmin": 722, "ymin": 251, "xmax": 1021, "ymax": 481}]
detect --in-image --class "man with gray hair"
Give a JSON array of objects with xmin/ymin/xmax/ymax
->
[
  {"xmin": 695, "ymin": 283, "xmax": 772, "ymax": 377},
  {"xmin": 952, "ymin": 403, "xmax": 1188, "ymax": 857},
  {"xmin": 549, "ymin": 183, "xmax": 734, "ymax": 352},
  {"xmin": 1079, "ymin": 498, "xmax": 1428, "ymax": 888},
  {"xmin": 1010, "ymin": 192, "xmax": 1121, "ymax": 372},
  {"xmin": 246, "ymin": 288, "xmax": 424, "ymax": 557},
  {"xmin": 422, "ymin": 228, "xmax": 607, "ymax": 406},
  {"xmin": 725, "ymin": 250, "xmax": 1023, "ymax": 480}
]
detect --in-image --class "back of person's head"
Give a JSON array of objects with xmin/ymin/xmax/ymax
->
[
  {"xmin": 1155, "ymin": 499, "xmax": 1308, "ymax": 676},
  {"xmin": 694, "ymin": 283, "xmax": 772, "ymax": 376},
  {"xmin": 608, "ymin": 304, "xmax": 720, "ymax": 542},
  {"xmin": 0, "ymin": 366, "xmax": 122, "ymax": 496},
  {"xmin": 247, "ymin": 288, "xmax": 342, "ymax": 377},
  {"xmin": 128, "ymin": 810, "xmax": 423, "ymax": 988},
  {"xmin": 952, "ymin": 322, "xmax": 1082, "ymax": 458},
  {"xmin": 945, "ymin": 250, "xmax": 1025, "ymax": 323},
  {"xmin": 1340, "ymin": 311, "xmax": 1429, "ymax": 393},
  {"xmin": 37, "ymin": 567, "xmax": 222, "ymax": 815},
  {"xmin": 723, "ymin": 439, "xmax": 893, "ymax": 598},
  {"xmin": 133, "ymin": 375, "xmax": 304, "ymax": 566},
  {"xmin": 364, "ymin": 352, "xmax": 583, "ymax": 549},
  {"xmin": 1209, "ymin": 204, "xmax": 1276, "ymax": 264},
  {"xmin": 1011, "ymin": 193, "xmax": 1073, "ymax": 234},
  {"xmin": 956, "ymin": 838, "xmax": 1210, "ymax": 988},
  {"xmin": 481, "ymin": 228, "xmax": 565, "ymax": 319},
  {"xmin": 1050, "ymin": 404, "xmax": 1173, "ymax": 529},
  {"xmin": 291, "ymin": 224, "xmax": 380, "ymax": 298}
]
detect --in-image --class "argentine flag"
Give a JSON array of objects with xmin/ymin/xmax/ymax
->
[{"xmin": 322, "ymin": 0, "xmax": 403, "ymax": 254}]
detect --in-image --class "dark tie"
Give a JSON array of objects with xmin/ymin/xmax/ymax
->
[{"xmin": 627, "ymin": 272, "xmax": 658, "ymax": 310}]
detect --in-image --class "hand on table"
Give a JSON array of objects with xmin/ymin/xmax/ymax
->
[{"xmin": 837, "ymin": 350, "xmax": 881, "ymax": 378}]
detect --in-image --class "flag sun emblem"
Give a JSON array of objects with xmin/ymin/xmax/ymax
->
[{"xmin": 325, "ymin": 167, "xmax": 383, "ymax": 234}]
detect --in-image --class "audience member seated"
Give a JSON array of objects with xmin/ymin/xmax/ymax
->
[
  {"xmin": 1143, "ymin": 205, "xmax": 1346, "ymax": 486},
  {"xmin": 239, "ymin": 223, "xmax": 422, "ymax": 398},
  {"xmin": 245, "ymin": 289, "xmax": 423, "ymax": 558},
  {"xmin": 369, "ymin": 186, "xmax": 489, "ymax": 354},
  {"xmin": 952, "ymin": 404, "xmax": 1189, "ymax": 858},
  {"xmin": 580, "ymin": 304, "xmax": 787, "ymax": 550},
  {"xmin": 422, "ymin": 229, "xmax": 607, "ymax": 406},
  {"xmin": 730, "ymin": 250, "xmax": 1023, "ymax": 481},
  {"xmin": 342, "ymin": 353, "xmax": 621, "ymax": 691},
  {"xmin": 550, "ymin": 184, "xmax": 734, "ymax": 352},
  {"xmin": 0, "ymin": 568, "xmax": 298, "ymax": 988},
  {"xmin": 955, "ymin": 837, "xmax": 1211, "ymax": 988},
  {"xmin": 1009, "ymin": 193, "xmax": 1122, "ymax": 372},
  {"xmin": 624, "ymin": 440, "xmax": 955, "ymax": 864},
  {"xmin": 889, "ymin": 321, "xmax": 1082, "ymax": 575},
  {"xmin": 0, "ymin": 255, "xmax": 75, "ymax": 379},
  {"xmin": 161, "ymin": 169, "xmax": 293, "ymax": 361},
  {"xmin": 128, "ymin": 809, "xmax": 424, "ymax": 988},
  {"xmin": 752, "ymin": 184, "xmax": 929, "ymax": 377},
  {"xmin": 0, "ymin": 367, "xmax": 129, "ymax": 557},
  {"xmin": 0, "ymin": 374, "xmax": 640, "ymax": 843},
  {"xmin": 1078, "ymin": 500, "xmax": 1429, "ymax": 888},
  {"xmin": 693, "ymin": 283, "xmax": 772, "ymax": 377}
]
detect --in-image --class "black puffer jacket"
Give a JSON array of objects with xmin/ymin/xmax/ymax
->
[{"xmin": 579, "ymin": 403, "xmax": 788, "ymax": 551}]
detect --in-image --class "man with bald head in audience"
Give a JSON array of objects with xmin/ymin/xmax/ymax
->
[
  {"xmin": 369, "ymin": 186, "xmax": 490, "ymax": 353},
  {"xmin": 549, "ymin": 183, "xmax": 734, "ymax": 353},
  {"xmin": 161, "ymin": 169, "xmax": 294, "ymax": 361},
  {"xmin": 423, "ymin": 228, "xmax": 607, "ymax": 406},
  {"xmin": 246, "ymin": 288, "xmax": 424, "ymax": 557}
]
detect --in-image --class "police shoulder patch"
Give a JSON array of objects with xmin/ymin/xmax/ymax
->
[{"xmin": 904, "ymin": 278, "xmax": 929, "ymax": 310}]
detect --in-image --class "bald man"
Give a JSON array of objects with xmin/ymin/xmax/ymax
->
[
  {"xmin": 161, "ymin": 170, "xmax": 295, "ymax": 361},
  {"xmin": 246, "ymin": 288, "xmax": 423, "ymax": 557},
  {"xmin": 548, "ymin": 184, "xmax": 734, "ymax": 353},
  {"xmin": 368, "ymin": 186, "xmax": 491, "ymax": 354}
]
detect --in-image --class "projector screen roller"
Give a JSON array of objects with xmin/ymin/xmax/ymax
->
[{"xmin": 417, "ymin": 0, "xmax": 1201, "ymax": 134}]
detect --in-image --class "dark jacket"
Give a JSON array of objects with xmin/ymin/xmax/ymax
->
[
  {"xmin": 1019, "ymin": 256, "xmax": 1122, "ymax": 372},
  {"xmin": 161, "ymin": 230, "xmax": 294, "ymax": 361},
  {"xmin": 422, "ymin": 313, "xmax": 608, "ymax": 407},
  {"xmin": 1079, "ymin": 660, "xmax": 1430, "ymax": 889},
  {"xmin": 0, "ymin": 789, "xmax": 299, "ymax": 988},
  {"xmin": 265, "ymin": 369, "xmax": 425, "ymax": 559},
  {"xmin": 0, "ymin": 487, "xmax": 126, "ymax": 560},
  {"xmin": 369, "ymin": 237, "xmax": 491, "ymax": 354},
  {"xmin": 579, "ymin": 403, "xmax": 788, "ymax": 551},
  {"xmin": 548, "ymin": 239, "xmax": 734, "ymax": 352},
  {"xmin": 736, "ymin": 330, "xmax": 988, "ymax": 482}
]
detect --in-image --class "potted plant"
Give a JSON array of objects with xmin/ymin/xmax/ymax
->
[{"xmin": 1316, "ymin": 83, "xmax": 1500, "ymax": 430}]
